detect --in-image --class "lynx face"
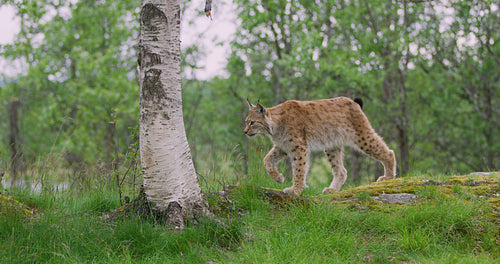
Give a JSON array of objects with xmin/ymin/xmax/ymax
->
[
  {"xmin": 244, "ymin": 96, "xmax": 396, "ymax": 196},
  {"xmin": 243, "ymin": 101, "xmax": 270, "ymax": 137}
]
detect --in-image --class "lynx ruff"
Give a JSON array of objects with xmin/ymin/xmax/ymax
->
[{"xmin": 244, "ymin": 97, "xmax": 396, "ymax": 196}]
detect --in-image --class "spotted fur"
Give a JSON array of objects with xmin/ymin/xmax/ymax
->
[{"xmin": 244, "ymin": 97, "xmax": 396, "ymax": 196}]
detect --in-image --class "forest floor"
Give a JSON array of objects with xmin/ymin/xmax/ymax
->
[{"xmin": 1, "ymin": 172, "xmax": 499, "ymax": 263}]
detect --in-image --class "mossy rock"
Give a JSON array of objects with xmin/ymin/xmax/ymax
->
[
  {"xmin": 218, "ymin": 173, "xmax": 500, "ymax": 210},
  {"xmin": 326, "ymin": 177, "xmax": 428, "ymax": 200},
  {"xmin": 320, "ymin": 173, "xmax": 500, "ymax": 211},
  {"xmin": 326, "ymin": 173, "xmax": 499, "ymax": 198}
]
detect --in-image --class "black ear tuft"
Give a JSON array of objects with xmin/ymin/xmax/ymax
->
[
  {"xmin": 247, "ymin": 98, "xmax": 255, "ymax": 109},
  {"xmin": 354, "ymin": 98, "xmax": 363, "ymax": 109}
]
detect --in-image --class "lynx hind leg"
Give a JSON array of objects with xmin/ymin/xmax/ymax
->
[
  {"xmin": 375, "ymin": 148, "xmax": 396, "ymax": 182},
  {"xmin": 355, "ymin": 131, "xmax": 396, "ymax": 182},
  {"xmin": 264, "ymin": 146, "xmax": 287, "ymax": 184},
  {"xmin": 323, "ymin": 148, "xmax": 348, "ymax": 194}
]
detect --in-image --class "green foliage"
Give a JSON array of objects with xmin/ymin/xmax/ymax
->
[
  {"xmin": 1, "ymin": 0, "xmax": 498, "ymax": 187},
  {"xmin": 1, "ymin": 0, "xmax": 139, "ymax": 165},
  {"xmin": 225, "ymin": 0, "xmax": 499, "ymax": 178}
]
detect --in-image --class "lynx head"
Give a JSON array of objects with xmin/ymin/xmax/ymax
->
[{"xmin": 243, "ymin": 99, "xmax": 270, "ymax": 137}]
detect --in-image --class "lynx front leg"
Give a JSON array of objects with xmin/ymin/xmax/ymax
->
[
  {"xmin": 322, "ymin": 148, "xmax": 348, "ymax": 194},
  {"xmin": 264, "ymin": 146, "xmax": 287, "ymax": 183},
  {"xmin": 283, "ymin": 145, "xmax": 308, "ymax": 196}
]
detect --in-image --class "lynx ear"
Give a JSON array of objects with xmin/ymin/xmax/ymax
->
[
  {"xmin": 246, "ymin": 98, "xmax": 255, "ymax": 110},
  {"xmin": 256, "ymin": 102, "xmax": 266, "ymax": 115}
]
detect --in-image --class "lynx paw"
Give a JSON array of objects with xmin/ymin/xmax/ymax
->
[
  {"xmin": 376, "ymin": 176, "xmax": 393, "ymax": 182},
  {"xmin": 269, "ymin": 172, "xmax": 285, "ymax": 183},
  {"xmin": 283, "ymin": 187, "xmax": 301, "ymax": 196},
  {"xmin": 322, "ymin": 187, "xmax": 338, "ymax": 194},
  {"xmin": 276, "ymin": 173, "xmax": 285, "ymax": 183}
]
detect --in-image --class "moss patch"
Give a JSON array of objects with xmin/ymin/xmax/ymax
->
[
  {"xmin": 325, "ymin": 173, "xmax": 499, "ymax": 198},
  {"xmin": 222, "ymin": 173, "xmax": 500, "ymax": 212},
  {"xmin": 318, "ymin": 173, "xmax": 500, "ymax": 214},
  {"xmin": 0, "ymin": 194, "xmax": 34, "ymax": 218}
]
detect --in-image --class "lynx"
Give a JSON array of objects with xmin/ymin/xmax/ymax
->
[{"xmin": 244, "ymin": 97, "xmax": 396, "ymax": 196}]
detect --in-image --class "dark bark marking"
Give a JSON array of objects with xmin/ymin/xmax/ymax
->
[
  {"xmin": 166, "ymin": 201, "xmax": 184, "ymax": 229},
  {"xmin": 142, "ymin": 69, "xmax": 169, "ymax": 120},
  {"xmin": 139, "ymin": 46, "xmax": 161, "ymax": 68},
  {"xmin": 141, "ymin": 4, "xmax": 168, "ymax": 34}
]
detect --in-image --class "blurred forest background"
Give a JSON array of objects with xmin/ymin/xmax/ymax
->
[{"xmin": 0, "ymin": 0, "xmax": 498, "ymax": 188}]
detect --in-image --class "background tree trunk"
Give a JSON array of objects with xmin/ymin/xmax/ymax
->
[
  {"xmin": 138, "ymin": 0, "xmax": 207, "ymax": 229},
  {"xmin": 9, "ymin": 97, "xmax": 22, "ymax": 182}
]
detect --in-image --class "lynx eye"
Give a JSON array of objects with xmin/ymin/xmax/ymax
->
[{"xmin": 249, "ymin": 121, "xmax": 255, "ymax": 126}]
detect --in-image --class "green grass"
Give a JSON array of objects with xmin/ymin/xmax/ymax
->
[
  {"xmin": 225, "ymin": 184, "xmax": 498, "ymax": 263},
  {"xmin": 1, "ymin": 171, "xmax": 499, "ymax": 263},
  {"xmin": 1, "ymin": 187, "xmax": 242, "ymax": 263}
]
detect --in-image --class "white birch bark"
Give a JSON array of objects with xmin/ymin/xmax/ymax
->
[{"xmin": 138, "ymin": 0, "xmax": 206, "ymax": 227}]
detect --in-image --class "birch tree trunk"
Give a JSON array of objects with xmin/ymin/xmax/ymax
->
[{"xmin": 138, "ymin": 0, "xmax": 207, "ymax": 229}]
